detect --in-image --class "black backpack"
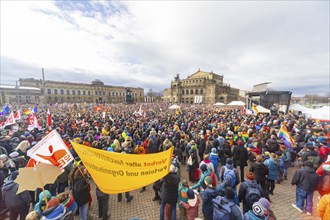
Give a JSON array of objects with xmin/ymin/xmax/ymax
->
[{"xmin": 245, "ymin": 182, "xmax": 262, "ymax": 208}]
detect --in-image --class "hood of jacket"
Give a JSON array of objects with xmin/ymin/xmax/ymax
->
[{"xmin": 2, "ymin": 180, "xmax": 16, "ymax": 192}]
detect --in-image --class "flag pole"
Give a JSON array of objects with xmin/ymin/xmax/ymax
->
[{"xmin": 37, "ymin": 169, "xmax": 49, "ymax": 207}]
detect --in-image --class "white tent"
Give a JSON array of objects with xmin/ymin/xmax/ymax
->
[
  {"xmin": 227, "ymin": 101, "xmax": 245, "ymax": 106},
  {"xmin": 307, "ymin": 106, "xmax": 330, "ymax": 121},
  {"xmin": 168, "ymin": 104, "xmax": 181, "ymax": 109},
  {"xmin": 213, "ymin": 102, "xmax": 225, "ymax": 106},
  {"xmin": 289, "ymin": 103, "xmax": 312, "ymax": 113},
  {"xmin": 256, "ymin": 105, "xmax": 271, "ymax": 114}
]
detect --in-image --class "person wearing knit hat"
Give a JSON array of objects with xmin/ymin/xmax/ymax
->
[
  {"xmin": 246, "ymin": 172, "xmax": 255, "ymax": 181},
  {"xmin": 191, "ymin": 164, "xmax": 211, "ymax": 193},
  {"xmin": 243, "ymin": 202, "xmax": 266, "ymax": 219},
  {"xmin": 238, "ymin": 171, "xmax": 264, "ymax": 214},
  {"xmin": 291, "ymin": 156, "xmax": 319, "ymax": 215},
  {"xmin": 210, "ymin": 147, "xmax": 221, "ymax": 181},
  {"xmin": 201, "ymin": 175, "xmax": 218, "ymax": 220},
  {"xmin": 258, "ymin": 197, "xmax": 276, "ymax": 219},
  {"xmin": 179, "ymin": 189, "xmax": 200, "ymax": 220}
]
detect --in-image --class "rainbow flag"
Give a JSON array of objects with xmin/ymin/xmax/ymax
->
[
  {"xmin": 251, "ymin": 104, "xmax": 259, "ymax": 115},
  {"xmin": 278, "ymin": 125, "xmax": 295, "ymax": 149},
  {"xmin": 23, "ymin": 109, "xmax": 32, "ymax": 115}
]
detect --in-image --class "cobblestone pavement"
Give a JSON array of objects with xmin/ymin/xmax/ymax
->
[{"xmin": 86, "ymin": 165, "xmax": 320, "ymax": 220}]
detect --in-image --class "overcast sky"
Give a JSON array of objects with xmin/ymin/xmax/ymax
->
[{"xmin": 0, "ymin": 1, "xmax": 329, "ymax": 97}]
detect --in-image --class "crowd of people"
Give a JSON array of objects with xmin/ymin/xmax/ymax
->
[{"xmin": 0, "ymin": 102, "xmax": 329, "ymax": 220}]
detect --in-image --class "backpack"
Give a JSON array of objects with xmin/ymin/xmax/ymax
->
[
  {"xmin": 245, "ymin": 182, "xmax": 262, "ymax": 208},
  {"xmin": 212, "ymin": 196, "xmax": 235, "ymax": 220},
  {"xmin": 307, "ymin": 155, "xmax": 320, "ymax": 169},
  {"xmin": 223, "ymin": 166, "xmax": 236, "ymax": 187}
]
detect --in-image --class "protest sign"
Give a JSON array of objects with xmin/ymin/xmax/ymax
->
[
  {"xmin": 71, "ymin": 141, "xmax": 173, "ymax": 194},
  {"xmin": 27, "ymin": 130, "xmax": 73, "ymax": 169}
]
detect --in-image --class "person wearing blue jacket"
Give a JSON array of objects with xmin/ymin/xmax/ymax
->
[
  {"xmin": 264, "ymin": 153, "xmax": 278, "ymax": 195},
  {"xmin": 210, "ymin": 148, "xmax": 221, "ymax": 181},
  {"xmin": 201, "ymin": 176, "xmax": 218, "ymax": 220}
]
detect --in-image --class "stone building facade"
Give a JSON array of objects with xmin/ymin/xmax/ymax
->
[
  {"xmin": 162, "ymin": 70, "xmax": 239, "ymax": 104},
  {"xmin": 0, "ymin": 85, "xmax": 42, "ymax": 104},
  {"xmin": 18, "ymin": 78, "xmax": 144, "ymax": 104}
]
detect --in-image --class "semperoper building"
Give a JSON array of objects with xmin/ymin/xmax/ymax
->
[{"xmin": 162, "ymin": 69, "xmax": 239, "ymax": 104}]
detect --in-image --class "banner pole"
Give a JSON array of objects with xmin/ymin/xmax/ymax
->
[{"xmin": 37, "ymin": 169, "xmax": 49, "ymax": 207}]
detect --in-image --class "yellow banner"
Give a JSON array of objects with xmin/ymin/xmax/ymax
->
[{"xmin": 71, "ymin": 141, "xmax": 173, "ymax": 194}]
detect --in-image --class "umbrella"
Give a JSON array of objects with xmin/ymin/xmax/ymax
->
[
  {"xmin": 15, "ymin": 162, "xmax": 62, "ymax": 194},
  {"xmin": 169, "ymin": 104, "xmax": 181, "ymax": 109}
]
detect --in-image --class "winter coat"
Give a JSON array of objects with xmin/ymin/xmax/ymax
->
[
  {"xmin": 72, "ymin": 178, "xmax": 91, "ymax": 206},
  {"xmin": 317, "ymin": 194, "xmax": 330, "ymax": 220},
  {"xmin": 192, "ymin": 169, "xmax": 211, "ymax": 190},
  {"xmin": 264, "ymin": 158, "xmax": 278, "ymax": 180},
  {"xmin": 243, "ymin": 211, "xmax": 267, "ymax": 220},
  {"xmin": 2, "ymin": 180, "xmax": 31, "ymax": 209},
  {"xmin": 234, "ymin": 146, "xmax": 248, "ymax": 167},
  {"xmin": 238, "ymin": 180, "xmax": 264, "ymax": 204},
  {"xmin": 177, "ymin": 183, "xmax": 189, "ymax": 208},
  {"xmin": 291, "ymin": 166, "xmax": 319, "ymax": 193},
  {"xmin": 180, "ymin": 196, "xmax": 200, "ymax": 220},
  {"xmin": 249, "ymin": 162, "xmax": 269, "ymax": 186},
  {"xmin": 202, "ymin": 186, "xmax": 218, "ymax": 220},
  {"xmin": 160, "ymin": 172, "xmax": 180, "ymax": 205},
  {"xmin": 210, "ymin": 152, "xmax": 220, "ymax": 170}
]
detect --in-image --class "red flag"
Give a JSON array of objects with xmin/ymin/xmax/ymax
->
[
  {"xmin": 27, "ymin": 113, "xmax": 41, "ymax": 130},
  {"xmin": 4, "ymin": 112, "xmax": 15, "ymax": 127},
  {"xmin": 14, "ymin": 110, "xmax": 21, "ymax": 121},
  {"xmin": 47, "ymin": 109, "xmax": 52, "ymax": 130}
]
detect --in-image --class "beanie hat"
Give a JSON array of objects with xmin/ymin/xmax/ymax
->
[
  {"xmin": 280, "ymin": 145, "xmax": 286, "ymax": 150},
  {"xmin": 226, "ymin": 158, "xmax": 233, "ymax": 165},
  {"xmin": 211, "ymin": 148, "xmax": 217, "ymax": 153},
  {"xmin": 252, "ymin": 202, "xmax": 265, "ymax": 217},
  {"xmin": 224, "ymin": 187, "xmax": 235, "ymax": 200},
  {"xmin": 187, "ymin": 189, "xmax": 195, "ymax": 199},
  {"xmin": 258, "ymin": 198, "xmax": 270, "ymax": 211},
  {"xmin": 200, "ymin": 164, "xmax": 208, "ymax": 172},
  {"xmin": 246, "ymin": 172, "xmax": 255, "ymax": 180},
  {"xmin": 204, "ymin": 176, "xmax": 213, "ymax": 186},
  {"xmin": 237, "ymin": 140, "xmax": 243, "ymax": 146},
  {"xmin": 169, "ymin": 164, "xmax": 176, "ymax": 173},
  {"xmin": 303, "ymin": 161, "xmax": 313, "ymax": 168}
]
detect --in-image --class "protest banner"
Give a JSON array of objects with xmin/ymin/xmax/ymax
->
[
  {"xmin": 27, "ymin": 130, "xmax": 73, "ymax": 169},
  {"xmin": 71, "ymin": 141, "xmax": 173, "ymax": 194}
]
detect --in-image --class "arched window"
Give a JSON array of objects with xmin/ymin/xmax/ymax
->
[
  {"xmin": 47, "ymin": 89, "xmax": 51, "ymax": 94},
  {"xmin": 61, "ymin": 89, "xmax": 64, "ymax": 95},
  {"xmin": 200, "ymin": 89, "xmax": 203, "ymax": 94},
  {"xmin": 72, "ymin": 90, "xmax": 75, "ymax": 95},
  {"xmin": 195, "ymin": 89, "xmax": 198, "ymax": 94},
  {"xmin": 88, "ymin": 91, "xmax": 91, "ymax": 95},
  {"xmin": 95, "ymin": 91, "xmax": 98, "ymax": 95},
  {"xmin": 54, "ymin": 89, "xmax": 58, "ymax": 94},
  {"xmin": 186, "ymin": 89, "xmax": 189, "ymax": 94},
  {"xmin": 190, "ymin": 89, "xmax": 193, "ymax": 94},
  {"xmin": 66, "ymin": 90, "xmax": 70, "ymax": 95},
  {"xmin": 83, "ymin": 90, "xmax": 86, "ymax": 95},
  {"xmin": 182, "ymin": 90, "xmax": 184, "ymax": 95},
  {"xmin": 77, "ymin": 90, "xmax": 81, "ymax": 95}
]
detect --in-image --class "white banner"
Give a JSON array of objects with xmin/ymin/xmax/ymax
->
[{"xmin": 27, "ymin": 130, "xmax": 73, "ymax": 168}]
